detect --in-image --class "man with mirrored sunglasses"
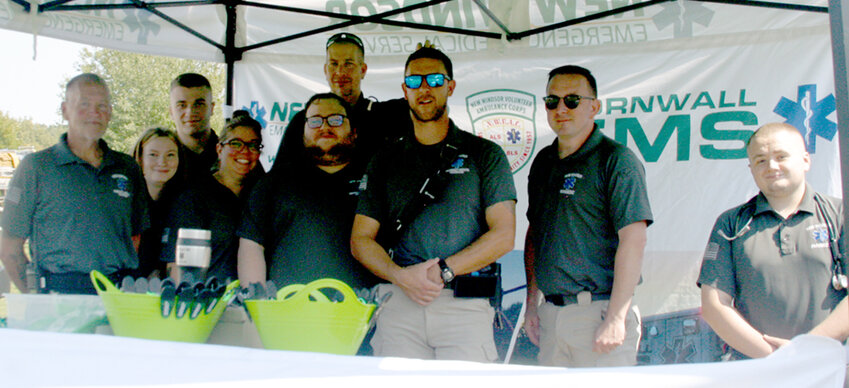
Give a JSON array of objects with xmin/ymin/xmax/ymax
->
[
  {"xmin": 351, "ymin": 47, "xmax": 517, "ymax": 362},
  {"xmin": 524, "ymin": 65, "xmax": 653, "ymax": 367},
  {"xmin": 271, "ymin": 32, "xmax": 412, "ymax": 173}
]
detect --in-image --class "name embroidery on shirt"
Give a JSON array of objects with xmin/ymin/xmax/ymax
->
[
  {"xmin": 560, "ymin": 173, "xmax": 583, "ymax": 195},
  {"xmin": 111, "ymin": 173, "xmax": 131, "ymax": 198}
]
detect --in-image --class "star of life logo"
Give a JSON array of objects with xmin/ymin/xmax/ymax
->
[
  {"xmin": 240, "ymin": 101, "xmax": 268, "ymax": 129},
  {"xmin": 465, "ymin": 90, "xmax": 536, "ymax": 174},
  {"xmin": 560, "ymin": 173, "xmax": 582, "ymax": 195},
  {"xmin": 807, "ymin": 223, "xmax": 830, "ymax": 249},
  {"xmin": 111, "ymin": 173, "xmax": 130, "ymax": 198},
  {"xmin": 773, "ymin": 84, "xmax": 837, "ymax": 153},
  {"xmin": 446, "ymin": 155, "xmax": 471, "ymax": 175}
]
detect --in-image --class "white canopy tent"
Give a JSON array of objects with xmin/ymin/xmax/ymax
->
[{"xmin": 2, "ymin": 0, "xmax": 849, "ymax": 376}]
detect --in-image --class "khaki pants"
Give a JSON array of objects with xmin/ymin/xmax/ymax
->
[
  {"xmin": 538, "ymin": 297, "xmax": 641, "ymax": 367},
  {"xmin": 371, "ymin": 283, "xmax": 498, "ymax": 362}
]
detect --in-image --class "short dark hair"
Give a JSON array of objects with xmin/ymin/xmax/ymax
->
[
  {"xmin": 65, "ymin": 73, "xmax": 109, "ymax": 99},
  {"xmin": 547, "ymin": 65, "xmax": 597, "ymax": 97},
  {"xmin": 326, "ymin": 33, "xmax": 365, "ymax": 57},
  {"xmin": 221, "ymin": 110, "xmax": 263, "ymax": 144},
  {"xmin": 405, "ymin": 47, "xmax": 453, "ymax": 79},
  {"xmin": 171, "ymin": 73, "xmax": 211, "ymax": 90},
  {"xmin": 304, "ymin": 93, "xmax": 353, "ymax": 118}
]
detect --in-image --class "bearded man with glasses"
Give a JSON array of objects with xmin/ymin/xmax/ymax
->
[
  {"xmin": 523, "ymin": 65, "xmax": 653, "ymax": 367},
  {"xmin": 351, "ymin": 47, "xmax": 517, "ymax": 362},
  {"xmin": 238, "ymin": 92, "xmax": 378, "ymax": 291}
]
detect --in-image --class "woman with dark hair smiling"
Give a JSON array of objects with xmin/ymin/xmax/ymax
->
[
  {"xmin": 161, "ymin": 111, "xmax": 264, "ymax": 281},
  {"xmin": 132, "ymin": 127, "xmax": 184, "ymax": 277}
]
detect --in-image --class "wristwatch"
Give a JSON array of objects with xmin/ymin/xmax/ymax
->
[{"xmin": 437, "ymin": 258, "xmax": 455, "ymax": 283}]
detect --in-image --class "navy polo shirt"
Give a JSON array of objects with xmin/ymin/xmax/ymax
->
[{"xmin": 527, "ymin": 126, "xmax": 653, "ymax": 297}]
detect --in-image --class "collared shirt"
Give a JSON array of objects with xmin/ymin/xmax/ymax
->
[
  {"xmin": 527, "ymin": 126, "xmax": 653, "ymax": 297},
  {"xmin": 1, "ymin": 133, "xmax": 149, "ymax": 275},
  {"xmin": 356, "ymin": 121, "xmax": 516, "ymax": 267},
  {"xmin": 239, "ymin": 157, "xmax": 379, "ymax": 289},
  {"xmin": 698, "ymin": 184, "xmax": 846, "ymax": 339}
]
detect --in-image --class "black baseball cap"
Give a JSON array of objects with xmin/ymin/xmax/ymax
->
[{"xmin": 326, "ymin": 32, "xmax": 364, "ymax": 51}]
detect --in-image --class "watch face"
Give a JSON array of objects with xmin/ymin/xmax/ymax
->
[{"xmin": 441, "ymin": 268, "xmax": 454, "ymax": 282}]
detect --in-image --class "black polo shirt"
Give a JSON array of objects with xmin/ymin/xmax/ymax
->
[
  {"xmin": 161, "ymin": 174, "xmax": 248, "ymax": 281},
  {"xmin": 356, "ymin": 121, "xmax": 517, "ymax": 267},
  {"xmin": 527, "ymin": 126, "xmax": 653, "ymax": 297},
  {"xmin": 239, "ymin": 158, "xmax": 378, "ymax": 289}
]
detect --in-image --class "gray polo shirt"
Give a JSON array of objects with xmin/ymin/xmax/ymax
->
[
  {"xmin": 357, "ymin": 121, "xmax": 517, "ymax": 267},
  {"xmin": 527, "ymin": 126, "xmax": 653, "ymax": 297},
  {"xmin": 698, "ymin": 185, "xmax": 845, "ymax": 339},
  {"xmin": 2, "ymin": 134, "xmax": 149, "ymax": 275}
]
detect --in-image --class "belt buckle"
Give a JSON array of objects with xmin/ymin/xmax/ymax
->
[{"xmin": 577, "ymin": 291, "xmax": 592, "ymax": 306}]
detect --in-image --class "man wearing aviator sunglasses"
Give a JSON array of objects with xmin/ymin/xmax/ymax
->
[
  {"xmin": 524, "ymin": 65, "xmax": 653, "ymax": 368},
  {"xmin": 351, "ymin": 47, "xmax": 517, "ymax": 362}
]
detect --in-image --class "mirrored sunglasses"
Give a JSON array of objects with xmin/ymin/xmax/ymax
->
[
  {"xmin": 404, "ymin": 73, "xmax": 449, "ymax": 89},
  {"xmin": 221, "ymin": 138, "xmax": 263, "ymax": 153},
  {"xmin": 543, "ymin": 94, "xmax": 595, "ymax": 110},
  {"xmin": 306, "ymin": 114, "xmax": 346, "ymax": 129}
]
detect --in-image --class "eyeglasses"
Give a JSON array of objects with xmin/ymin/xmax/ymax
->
[
  {"xmin": 306, "ymin": 114, "xmax": 347, "ymax": 129},
  {"xmin": 221, "ymin": 138, "xmax": 263, "ymax": 153},
  {"xmin": 543, "ymin": 94, "xmax": 595, "ymax": 110},
  {"xmin": 404, "ymin": 73, "xmax": 449, "ymax": 89}
]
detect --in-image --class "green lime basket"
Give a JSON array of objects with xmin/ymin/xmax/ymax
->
[
  {"xmin": 90, "ymin": 270, "xmax": 239, "ymax": 343},
  {"xmin": 245, "ymin": 278, "xmax": 376, "ymax": 355}
]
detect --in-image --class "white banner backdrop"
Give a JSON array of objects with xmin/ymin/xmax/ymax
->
[{"xmin": 234, "ymin": 2, "xmax": 839, "ymax": 315}]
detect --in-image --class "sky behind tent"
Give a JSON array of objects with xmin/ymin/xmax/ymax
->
[{"xmin": 1, "ymin": 29, "xmax": 89, "ymax": 125}]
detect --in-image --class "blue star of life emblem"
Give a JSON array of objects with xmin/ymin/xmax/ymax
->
[
  {"xmin": 563, "ymin": 176, "xmax": 576, "ymax": 191},
  {"xmin": 507, "ymin": 128, "xmax": 521, "ymax": 144},
  {"xmin": 451, "ymin": 158, "xmax": 465, "ymax": 169},
  {"xmin": 773, "ymin": 84, "xmax": 836, "ymax": 153},
  {"xmin": 240, "ymin": 101, "xmax": 268, "ymax": 129},
  {"xmin": 812, "ymin": 228, "xmax": 829, "ymax": 243}
]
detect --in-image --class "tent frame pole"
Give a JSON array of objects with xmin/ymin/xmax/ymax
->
[{"xmin": 829, "ymin": 0, "xmax": 849, "ymax": 259}]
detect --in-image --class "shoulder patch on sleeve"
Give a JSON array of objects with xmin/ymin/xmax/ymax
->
[{"xmin": 703, "ymin": 242, "xmax": 720, "ymax": 261}]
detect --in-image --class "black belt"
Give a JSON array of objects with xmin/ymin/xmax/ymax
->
[
  {"xmin": 40, "ymin": 270, "xmax": 132, "ymax": 295},
  {"xmin": 545, "ymin": 293, "xmax": 610, "ymax": 307}
]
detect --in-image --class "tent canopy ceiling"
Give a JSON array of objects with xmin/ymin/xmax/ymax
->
[{"xmin": 4, "ymin": 0, "xmax": 829, "ymax": 63}]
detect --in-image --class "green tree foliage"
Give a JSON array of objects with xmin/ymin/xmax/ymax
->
[
  {"xmin": 73, "ymin": 48, "xmax": 226, "ymax": 153},
  {"xmin": 0, "ymin": 110, "xmax": 64, "ymax": 150}
]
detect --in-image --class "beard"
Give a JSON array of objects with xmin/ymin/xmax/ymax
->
[
  {"xmin": 304, "ymin": 136, "xmax": 356, "ymax": 166},
  {"xmin": 409, "ymin": 102, "xmax": 447, "ymax": 122}
]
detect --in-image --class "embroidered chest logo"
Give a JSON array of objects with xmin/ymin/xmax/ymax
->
[
  {"xmin": 446, "ymin": 155, "xmax": 470, "ymax": 175},
  {"xmin": 348, "ymin": 177, "xmax": 362, "ymax": 197},
  {"xmin": 560, "ymin": 173, "xmax": 582, "ymax": 195},
  {"xmin": 807, "ymin": 223, "xmax": 829, "ymax": 249},
  {"xmin": 111, "ymin": 173, "xmax": 131, "ymax": 198}
]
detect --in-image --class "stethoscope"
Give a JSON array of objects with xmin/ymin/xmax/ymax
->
[{"xmin": 717, "ymin": 194, "xmax": 846, "ymax": 291}]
